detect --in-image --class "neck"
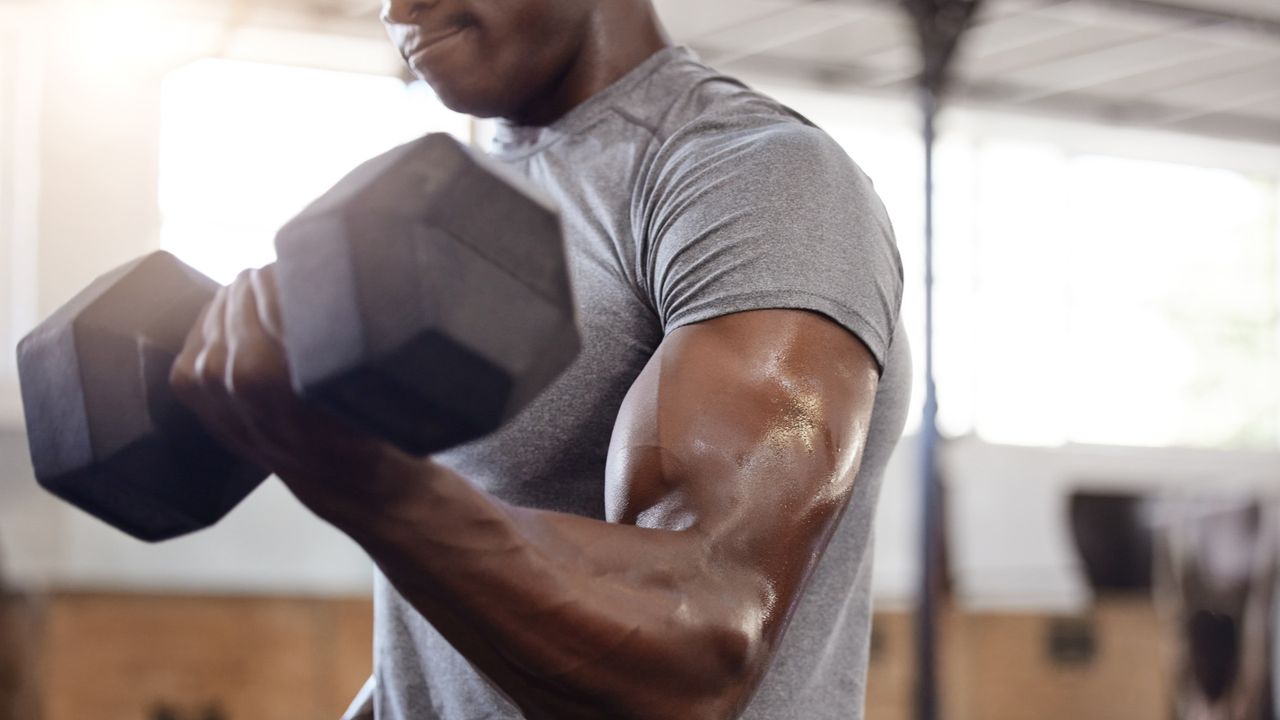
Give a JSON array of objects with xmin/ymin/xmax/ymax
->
[{"xmin": 509, "ymin": 2, "xmax": 670, "ymax": 126}]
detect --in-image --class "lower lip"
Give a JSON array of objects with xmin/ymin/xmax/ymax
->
[{"xmin": 409, "ymin": 28, "xmax": 469, "ymax": 67}]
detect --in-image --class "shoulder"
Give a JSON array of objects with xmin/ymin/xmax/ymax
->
[
  {"xmin": 643, "ymin": 109, "xmax": 879, "ymax": 226},
  {"xmin": 646, "ymin": 90, "xmax": 868, "ymax": 201},
  {"xmin": 617, "ymin": 52, "xmax": 868, "ymax": 202},
  {"xmin": 666, "ymin": 113, "xmax": 841, "ymax": 161},
  {"xmin": 638, "ymin": 55, "xmax": 841, "ymax": 168}
]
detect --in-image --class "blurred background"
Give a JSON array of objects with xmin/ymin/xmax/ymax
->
[{"xmin": 0, "ymin": 0, "xmax": 1278, "ymax": 718}]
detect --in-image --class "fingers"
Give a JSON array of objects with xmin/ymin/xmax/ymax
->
[
  {"xmin": 170, "ymin": 287, "xmax": 229, "ymax": 409},
  {"xmin": 167, "ymin": 264, "xmax": 385, "ymax": 485},
  {"xmin": 251, "ymin": 265, "xmax": 284, "ymax": 340},
  {"xmin": 169, "ymin": 268, "xmax": 285, "ymax": 467},
  {"xmin": 227, "ymin": 271, "xmax": 274, "ymax": 388},
  {"xmin": 171, "ymin": 290, "xmax": 257, "ymax": 461},
  {"xmin": 170, "ymin": 305, "xmax": 207, "ymax": 410},
  {"xmin": 196, "ymin": 283, "xmax": 231, "ymax": 393}
]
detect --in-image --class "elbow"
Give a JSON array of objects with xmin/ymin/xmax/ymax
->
[
  {"xmin": 541, "ymin": 620, "xmax": 769, "ymax": 720},
  {"xmin": 705, "ymin": 620, "xmax": 767, "ymax": 690},
  {"xmin": 660, "ymin": 622, "xmax": 769, "ymax": 720},
  {"xmin": 667, "ymin": 575, "xmax": 779, "ymax": 720}
]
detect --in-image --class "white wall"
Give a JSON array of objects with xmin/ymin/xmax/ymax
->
[{"xmin": 0, "ymin": 4, "xmax": 41, "ymax": 428}]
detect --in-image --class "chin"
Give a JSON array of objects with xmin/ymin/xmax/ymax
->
[{"xmin": 418, "ymin": 75, "xmax": 504, "ymax": 120}]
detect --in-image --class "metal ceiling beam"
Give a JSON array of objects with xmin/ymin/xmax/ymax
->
[
  {"xmin": 808, "ymin": 0, "xmax": 1280, "ymax": 38},
  {"xmin": 700, "ymin": 8, "xmax": 877, "ymax": 67},
  {"xmin": 954, "ymin": 72, "xmax": 1280, "ymax": 141},
  {"xmin": 1081, "ymin": 0, "xmax": 1280, "ymax": 39},
  {"xmin": 681, "ymin": 0, "xmax": 872, "ymax": 46},
  {"xmin": 1157, "ymin": 83, "xmax": 1280, "ymax": 124},
  {"xmin": 861, "ymin": 5, "xmax": 1084, "ymax": 88},
  {"xmin": 996, "ymin": 24, "xmax": 1237, "ymax": 104},
  {"xmin": 755, "ymin": 0, "xmax": 1278, "ymax": 92},
  {"xmin": 700, "ymin": 47, "xmax": 1280, "ymax": 143},
  {"xmin": 696, "ymin": 0, "xmax": 1280, "ymax": 143}
]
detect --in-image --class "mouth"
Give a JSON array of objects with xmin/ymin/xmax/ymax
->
[{"xmin": 405, "ymin": 25, "xmax": 472, "ymax": 66}]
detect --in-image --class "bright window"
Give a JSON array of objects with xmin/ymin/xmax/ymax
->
[
  {"xmin": 1058, "ymin": 156, "xmax": 1277, "ymax": 447},
  {"xmin": 767, "ymin": 85, "xmax": 1280, "ymax": 450},
  {"xmin": 159, "ymin": 59, "xmax": 470, "ymax": 284}
]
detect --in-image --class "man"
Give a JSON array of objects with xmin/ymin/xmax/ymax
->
[{"xmin": 169, "ymin": 1, "xmax": 911, "ymax": 718}]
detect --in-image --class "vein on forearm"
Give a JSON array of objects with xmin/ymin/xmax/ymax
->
[{"xmin": 359, "ymin": 466, "xmax": 765, "ymax": 715}]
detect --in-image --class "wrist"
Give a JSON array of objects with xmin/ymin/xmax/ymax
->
[{"xmin": 284, "ymin": 443, "xmax": 436, "ymax": 543}]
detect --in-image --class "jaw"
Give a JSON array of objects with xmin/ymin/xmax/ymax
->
[{"xmin": 391, "ymin": 0, "xmax": 669, "ymax": 126}]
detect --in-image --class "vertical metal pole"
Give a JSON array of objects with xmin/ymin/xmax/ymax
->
[
  {"xmin": 915, "ymin": 85, "xmax": 942, "ymax": 720},
  {"xmin": 897, "ymin": 1, "xmax": 980, "ymax": 716}
]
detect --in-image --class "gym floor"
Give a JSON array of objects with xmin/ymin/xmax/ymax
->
[{"xmin": 2, "ymin": 0, "xmax": 1278, "ymax": 719}]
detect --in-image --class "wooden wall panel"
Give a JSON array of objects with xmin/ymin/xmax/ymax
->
[
  {"xmin": 38, "ymin": 594, "xmax": 375, "ymax": 720},
  {"xmin": 7, "ymin": 593, "xmax": 1178, "ymax": 720},
  {"xmin": 948, "ymin": 600, "xmax": 1172, "ymax": 720},
  {"xmin": 866, "ymin": 610, "xmax": 914, "ymax": 720},
  {"xmin": 0, "ymin": 593, "xmax": 42, "ymax": 720},
  {"xmin": 868, "ymin": 601, "xmax": 1173, "ymax": 720},
  {"xmin": 322, "ymin": 598, "xmax": 376, "ymax": 715}
]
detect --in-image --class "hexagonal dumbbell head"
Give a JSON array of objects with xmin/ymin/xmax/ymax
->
[
  {"xmin": 275, "ymin": 133, "xmax": 580, "ymax": 456},
  {"xmin": 16, "ymin": 252, "xmax": 271, "ymax": 541}
]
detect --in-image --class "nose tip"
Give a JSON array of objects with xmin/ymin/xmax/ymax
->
[{"xmin": 381, "ymin": 0, "xmax": 434, "ymax": 25}]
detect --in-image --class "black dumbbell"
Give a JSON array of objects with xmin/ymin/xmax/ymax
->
[{"xmin": 16, "ymin": 134, "xmax": 580, "ymax": 542}]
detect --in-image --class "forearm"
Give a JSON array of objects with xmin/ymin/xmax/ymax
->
[{"xmin": 308, "ymin": 455, "xmax": 769, "ymax": 720}]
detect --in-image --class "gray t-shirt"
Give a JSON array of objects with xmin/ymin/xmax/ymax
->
[{"xmin": 374, "ymin": 46, "xmax": 911, "ymax": 720}]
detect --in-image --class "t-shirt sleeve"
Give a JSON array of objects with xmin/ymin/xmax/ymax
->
[{"xmin": 636, "ymin": 118, "xmax": 904, "ymax": 370}]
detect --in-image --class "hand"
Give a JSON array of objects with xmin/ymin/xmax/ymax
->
[{"xmin": 169, "ymin": 265, "xmax": 411, "ymax": 523}]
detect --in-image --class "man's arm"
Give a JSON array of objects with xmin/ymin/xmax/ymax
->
[{"xmin": 172, "ymin": 272, "xmax": 879, "ymax": 720}]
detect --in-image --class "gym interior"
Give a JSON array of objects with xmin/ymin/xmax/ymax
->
[{"xmin": 1, "ymin": 0, "xmax": 1278, "ymax": 718}]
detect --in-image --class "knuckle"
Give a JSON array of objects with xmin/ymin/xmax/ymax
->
[
  {"xmin": 228, "ymin": 357, "xmax": 270, "ymax": 398},
  {"xmin": 168, "ymin": 363, "xmax": 197, "ymax": 397},
  {"xmin": 194, "ymin": 349, "xmax": 226, "ymax": 387},
  {"xmin": 227, "ymin": 369, "xmax": 256, "ymax": 397}
]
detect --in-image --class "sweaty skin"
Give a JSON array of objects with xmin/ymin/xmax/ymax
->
[
  {"xmin": 169, "ymin": 2, "xmax": 884, "ymax": 718},
  {"xmin": 173, "ymin": 270, "xmax": 879, "ymax": 720}
]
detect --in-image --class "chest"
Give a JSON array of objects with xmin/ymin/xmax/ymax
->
[
  {"xmin": 520, "ymin": 137, "xmax": 666, "ymax": 368},
  {"xmin": 433, "ymin": 139, "xmax": 663, "ymax": 515}
]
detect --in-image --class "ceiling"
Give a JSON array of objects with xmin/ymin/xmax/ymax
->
[
  {"xmin": 15, "ymin": 0, "xmax": 1273, "ymax": 145},
  {"xmin": 653, "ymin": 0, "xmax": 1280, "ymax": 145}
]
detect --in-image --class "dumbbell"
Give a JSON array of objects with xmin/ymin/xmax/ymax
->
[{"xmin": 16, "ymin": 134, "xmax": 580, "ymax": 542}]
